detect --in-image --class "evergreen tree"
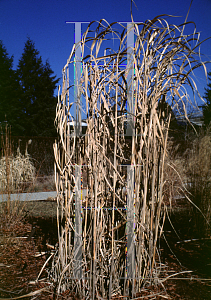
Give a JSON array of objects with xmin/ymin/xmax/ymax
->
[
  {"xmin": 17, "ymin": 38, "xmax": 59, "ymax": 137},
  {"xmin": 202, "ymin": 71, "xmax": 211, "ymax": 128},
  {"xmin": 0, "ymin": 41, "xmax": 23, "ymax": 135}
]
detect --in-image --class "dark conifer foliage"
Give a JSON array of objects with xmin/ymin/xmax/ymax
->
[
  {"xmin": 203, "ymin": 71, "xmax": 211, "ymax": 128},
  {"xmin": 0, "ymin": 41, "xmax": 23, "ymax": 135},
  {"xmin": 16, "ymin": 38, "xmax": 59, "ymax": 137}
]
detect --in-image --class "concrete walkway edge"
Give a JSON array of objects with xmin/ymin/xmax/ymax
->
[
  {"xmin": 0, "ymin": 189, "xmax": 88, "ymax": 202},
  {"xmin": 1, "ymin": 191, "xmax": 57, "ymax": 202}
]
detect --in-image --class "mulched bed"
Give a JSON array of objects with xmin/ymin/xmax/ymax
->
[
  {"xmin": 0, "ymin": 200, "xmax": 211, "ymax": 299},
  {"xmin": 0, "ymin": 204, "xmax": 47, "ymax": 299}
]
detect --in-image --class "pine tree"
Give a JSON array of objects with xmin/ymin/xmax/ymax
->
[
  {"xmin": 0, "ymin": 41, "xmax": 23, "ymax": 135},
  {"xmin": 17, "ymin": 38, "xmax": 59, "ymax": 137},
  {"xmin": 203, "ymin": 71, "xmax": 211, "ymax": 128}
]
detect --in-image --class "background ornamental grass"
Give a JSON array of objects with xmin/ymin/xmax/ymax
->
[{"xmin": 0, "ymin": 144, "xmax": 36, "ymax": 193}]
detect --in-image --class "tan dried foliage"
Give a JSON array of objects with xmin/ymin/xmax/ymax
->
[
  {"xmin": 0, "ymin": 126, "xmax": 36, "ymax": 193},
  {"xmin": 183, "ymin": 129, "xmax": 211, "ymax": 230},
  {"xmin": 51, "ymin": 15, "xmax": 208, "ymax": 298},
  {"xmin": 0, "ymin": 147, "xmax": 36, "ymax": 193}
]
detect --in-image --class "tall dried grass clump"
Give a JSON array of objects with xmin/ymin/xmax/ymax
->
[
  {"xmin": 0, "ymin": 125, "xmax": 36, "ymax": 194},
  {"xmin": 163, "ymin": 141, "xmax": 187, "ymax": 207},
  {"xmin": 183, "ymin": 128, "xmax": 211, "ymax": 234},
  {"xmin": 0, "ymin": 125, "xmax": 33, "ymax": 252},
  {"xmin": 52, "ymin": 15, "xmax": 208, "ymax": 299}
]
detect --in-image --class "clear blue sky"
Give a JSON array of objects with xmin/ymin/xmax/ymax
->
[{"xmin": 0, "ymin": 0, "xmax": 211, "ymax": 101}]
